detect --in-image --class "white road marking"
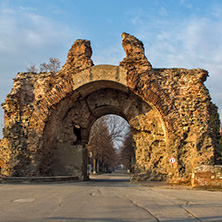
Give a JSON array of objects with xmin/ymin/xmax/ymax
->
[{"xmin": 13, "ymin": 198, "xmax": 35, "ymax": 203}]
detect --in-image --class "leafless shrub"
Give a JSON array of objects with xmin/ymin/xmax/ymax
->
[
  {"xmin": 48, "ymin": 58, "xmax": 61, "ymax": 72},
  {"xmin": 39, "ymin": 62, "xmax": 49, "ymax": 72},
  {"xmin": 27, "ymin": 58, "xmax": 61, "ymax": 73},
  {"xmin": 26, "ymin": 64, "xmax": 38, "ymax": 73}
]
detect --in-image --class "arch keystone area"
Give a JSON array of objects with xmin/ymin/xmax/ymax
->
[{"xmin": 0, "ymin": 33, "xmax": 221, "ymax": 184}]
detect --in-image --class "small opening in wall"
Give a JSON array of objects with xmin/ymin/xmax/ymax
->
[{"xmin": 73, "ymin": 124, "xmax": 81, "ymax": 141}]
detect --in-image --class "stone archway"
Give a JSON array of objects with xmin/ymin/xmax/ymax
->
[
  {"xmin": 39, "ymin": 80, "xmax": 166, "ymax": 180},
  {"xmin": 0, "ymin": 33, "xmax": 220, "ymax": 183}
]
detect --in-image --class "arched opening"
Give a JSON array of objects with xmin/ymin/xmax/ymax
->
[
  {"xmin": 87, "ymin": 114, "xmax": 134, "ymax": 178},
  {"xmin": 39, "ymin": 80, "xmax": 167, "ymax": 181}
]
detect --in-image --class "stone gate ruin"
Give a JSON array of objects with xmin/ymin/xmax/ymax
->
[{"xmin": 0, "ymin": 33, "xmax": 221, "ymax": 183}]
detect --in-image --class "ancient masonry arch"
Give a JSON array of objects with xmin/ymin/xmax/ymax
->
[{"xmin": 0, "ymin": 33, "xmax": 220, "ymax": 183}]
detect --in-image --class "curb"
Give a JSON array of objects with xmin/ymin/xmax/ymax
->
[{"xmin": 0, "ymin": 176, "xmax": 80, "ymax": 184}]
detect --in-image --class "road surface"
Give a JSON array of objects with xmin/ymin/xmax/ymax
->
[{"xmin": 0, "ymin": 171, "xmax": 222, "ymax": 222}]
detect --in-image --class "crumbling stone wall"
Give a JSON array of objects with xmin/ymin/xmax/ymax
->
[
  {"xmin": 0, "ymin": 33, "xmax": 220, "ymax": 183},
  {"xmin": 191, "ymin": 165, "xmax": 222, "ymax": 188},
  {"xmin": 119, "ymin": 33, "xmax": 221, "ymax": 183}
]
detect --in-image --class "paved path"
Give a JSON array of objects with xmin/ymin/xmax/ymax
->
[{"xmin": 0, "ymin": 171, "xmax": 222, "ymax": 222}]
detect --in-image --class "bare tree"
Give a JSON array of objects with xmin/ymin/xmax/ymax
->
[
  {"xmin": 120, "ymin": 132, "xmax": 135, "ymax": 172},
  {"xmin": 48, "ymin": 58, "xmax": 61, "ymax": 72},
  {"xmin": 39, "ymin": 62, "xmax": 49, "ymax": 72},
  {"xmin": 103, "ymin": 115, "xmax": 130, "ymax": 149},
  {"xmin": 27, "ymin": 58, "xmax": 61, "ymax": 73},
  {"xmin": 26, "ymin": 64, "xmax": 38, "ymax": 73},
  {"xmin": 87, "ymin": 116, "xmax": 120, "ymax": 173}
]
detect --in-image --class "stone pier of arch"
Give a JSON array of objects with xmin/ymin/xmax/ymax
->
[{"xmin": 0, "ymin": 33, "xmax": 221, "ymax": 184}]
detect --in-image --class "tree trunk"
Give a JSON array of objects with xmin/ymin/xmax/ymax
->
[
  {"xmin": 93, "ymin": 158, "xmax": 96, "ymax": 174},
  {"xmin": 97, "ymin": 160, "xmax": 99, "ymax": 173}
]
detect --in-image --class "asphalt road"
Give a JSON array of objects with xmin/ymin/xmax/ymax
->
[{"xmin": 0, "ymin": 171, "xmax": 222, "ymax": 222}]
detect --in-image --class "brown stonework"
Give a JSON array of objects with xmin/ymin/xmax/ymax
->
[
  {"xmin": 0, "ymin": 33, "xmax": 221, "ymax": 184},
  {"xmin": 61, "ymin": 39, "xmax": 93, "ymax": 75},
  {"xmin": 191, "ymin": 165, "xmax": 222, "ymax": 188}
]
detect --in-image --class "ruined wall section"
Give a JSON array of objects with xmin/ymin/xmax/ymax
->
[
  {"xmin": 156, "ymin": 68, "xmax": 218, "ymax": 180},
  {"xmin": 0, "ymin": 40, "xmax": 94, "ymax": 176},
  {"xmin": 1, "ymin": 73, "xmax": 38, "ymax": 176},
  {"xmin": 129, "ymin": 109, "xmax": 167, "ymax": 181},
  {"xmin": 120, "ymin": 33, "xmax": 218, "ymax": 181},
  {"xmin": 0, "ymin": 72, "xmax": 67, "ymax": 176}
]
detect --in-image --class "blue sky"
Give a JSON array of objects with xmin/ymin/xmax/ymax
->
[{"xmin": 0, "ymin": 0, "xmax": 222, "ymax": 137}]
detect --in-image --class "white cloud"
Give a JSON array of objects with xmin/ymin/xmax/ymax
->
[
  {"xmin": 0, "ymin": 9, "xmax": 74, "ymax": 56},
  {"xmin": 19, "ymin": 6, "xmax": 38, "ymax": 12},
  {"xmin": 0, "ymin": 4, "xmax": 81, "ymax": 138}
]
